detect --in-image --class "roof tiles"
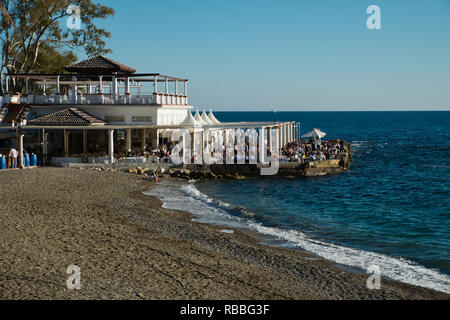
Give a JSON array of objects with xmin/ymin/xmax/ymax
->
[{"xmin": 28, "ymin": 108, "xmax": 105, "ymax": 126}]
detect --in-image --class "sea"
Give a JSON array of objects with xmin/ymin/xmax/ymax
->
[{"xmin": 145, "ymin": 111, "xmax": 450, "ymax": 293}]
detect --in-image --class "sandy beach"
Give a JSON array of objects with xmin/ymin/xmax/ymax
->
[{"xmin": 0, "ymin": 167, "xmax": 447, "ymax": 300}]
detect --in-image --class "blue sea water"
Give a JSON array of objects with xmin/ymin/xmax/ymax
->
[{"xmin": 146, "ymin": 111, "xmax": 450, "ymax": 293}]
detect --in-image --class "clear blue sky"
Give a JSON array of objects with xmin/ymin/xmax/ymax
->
[{"xmin": 87, "ymin": 0, "xmax": 450, "ymax": 111}]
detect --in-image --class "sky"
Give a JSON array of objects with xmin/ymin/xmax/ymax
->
[{"xmin": 85, "ymin": 0, "xmax": 450, "ymax": 111}]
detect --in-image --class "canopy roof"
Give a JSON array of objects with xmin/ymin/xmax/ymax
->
[
  {"xmin": 65, "ymin": 55, "xmax": 136, "ymax": 74},
  {"xmin": 208, "ymin": 108, "xmax": 220, "ymax": 124},
  {"xmin": 180, "ymin": 111, "xmax": 202, "ymax": 127},
  {"xmin": 201, "ymin": 110, "xmax": 213, "ymax": 125},
  {"xmin": 301, "ymin": 128, "xmax": 326, "ymax": 139},
  {"xmin": 193, "ymin": 109, "xmax": 205, "ymax": 125},
  {"xmin": 28, "ymin": 108, "xmax": 105, "ymax": 126}
]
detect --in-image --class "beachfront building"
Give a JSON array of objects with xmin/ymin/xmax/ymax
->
[{"xmin": 0, "ymin": 56, "xmax": 299, "ymax": 167}]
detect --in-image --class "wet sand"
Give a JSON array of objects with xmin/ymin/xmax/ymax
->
[{"xmin": 0, "ymin": 167, "xmax": 447, "ymax": 299}]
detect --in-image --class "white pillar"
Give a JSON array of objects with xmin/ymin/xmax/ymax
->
[
  {"xmin": 174, "ymin": 80, "xmax": 178, "ymax": 95},
  {"xmin": 292, "ymin": 124, "xmax": 295, "ymax": 142},
  {"xmin": 287, "ymin": 123, "xmax": 290, "ymax": 144},
  {"xmin": 112, "ymin": 75, "xmax": 117, "ymax": 100},
  {"xmin": 154, "ymin": 76, "xmax": 158, "ymax": 93},
  {"xmin": 259, "ymin": 126, "xmax": 266, "ymax": 163},
  {"xmin": 126, "ymin": 128, "xmax": 132, "ymax": 153},
  {"xmin": 287, "ymin": 123, "xmax": 290, "ymax": 143},
  {"xmin": 72, "ymin": 76, "xmax": 77, "ymax": 104},
  {"xmin": 108, "ymin": 129, "xmax": 114, "ymax": 164},
  {"xmin": 289, "ymin": 122, "xmax": 292, "ymax": 143},
  {"xmin": 141, "ymin": 129, "xmax": 146, "ymax": 152},
  {"xmin": 284, "ymin": 123, "xmax": 288, "ymax": 145},
  {"xmin": 275, "ymin": 126, "xmax": 279, "ymax": 154},
  {"xmin": 165, "ymin": 78, "xmax": 169, "ymax": 94},
  {"xmin": 181, "ymin": 130, "xmax": 187, "ymax": 163},
  {"xmin": 56, "ymin": 76, "xmax": 60, "ymax": 94},
  {"xmin": 280, "ymin": 124, "xmax": 284, "ymax": 147},
  {"xmin": 99, "ymin": 76, "xmax": 103, "ymax": 94},
  {"xmin": 17, "ymin": 130, "xmax": 24, "ymax": 168},
  {"xmin": 184, "ymin": 81, "xmax": 187, "ymax": 96}
]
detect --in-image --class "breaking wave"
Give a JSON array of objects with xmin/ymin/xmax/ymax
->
[{"xmin": 144, "ymin": 182, "xmax": 450, "ymax": 294}]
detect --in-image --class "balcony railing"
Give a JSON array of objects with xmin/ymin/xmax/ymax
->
[{"xmin": 1, "ymin": 93, "xmax": 188, "ymax": 106}]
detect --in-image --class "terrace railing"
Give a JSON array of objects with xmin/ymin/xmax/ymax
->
[{"xmin": 5, "ymin": 93, "xmax": 188, "ymax": 106}]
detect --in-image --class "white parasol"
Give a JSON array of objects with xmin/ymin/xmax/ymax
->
[{"xmin": 301, "ymin": 128, "xmax": 326, "ymax": 139}]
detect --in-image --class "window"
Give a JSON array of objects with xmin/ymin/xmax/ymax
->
[
  {"xmin": 104, "ymin": 115, "xmax": 125, "ymax": 123},
  {"xmin": 132, "ymin": 116, "xmax": 152, "ymax": 122}
]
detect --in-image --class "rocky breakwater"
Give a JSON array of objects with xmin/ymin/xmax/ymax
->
[{"xmin": 167, "ymin": 141, "xmax": 352, "ymax": 180}]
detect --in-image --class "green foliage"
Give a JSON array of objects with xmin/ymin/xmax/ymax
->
[{"xmin": 0, "ymin": 0, "xmax": 114, "ymax": 93}]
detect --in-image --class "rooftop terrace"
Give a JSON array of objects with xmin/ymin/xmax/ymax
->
[{"xmin": 1, "ymin": 56, "xmax": 190, "ymax": 106}]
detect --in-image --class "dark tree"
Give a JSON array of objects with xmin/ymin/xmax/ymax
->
[{"xmin": 0, "ymin": 0, "xmax": 114, "ymax": 93}]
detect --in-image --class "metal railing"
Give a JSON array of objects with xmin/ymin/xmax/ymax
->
[{"xmin": 1, "ymin": 93, "xmax": 188, "ymax": 106}]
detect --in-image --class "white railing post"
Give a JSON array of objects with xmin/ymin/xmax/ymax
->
[
  {"xmin": 56, "ymin": 76, "xmax": 61, "ymax": 103},
  {"xmin": 72, "ymin": 76, "xmax": 77, "ymax": 104},
  {"xmin": 259, "ymin": 126, "xmax": 266, "ymax": 163},
  {"xmin": 112, "ymin": 74, "xmax": 117, "ymax": 102},
  {"xmin": 99, "ymin": 76, "xmax": 104, "ymax": 104},
  {"xmin": 125, "ymin": 76, "xmax": 130, "ymax": 104}
]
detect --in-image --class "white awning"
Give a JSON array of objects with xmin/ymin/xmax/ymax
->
[{"xmin": 301, "ymin": 128, "xmax": 326, "ymax": 139}]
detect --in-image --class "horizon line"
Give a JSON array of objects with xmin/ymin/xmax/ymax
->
[{"xmin": 210, "ymin": 108, "xmax": 450, "ymax": 112}]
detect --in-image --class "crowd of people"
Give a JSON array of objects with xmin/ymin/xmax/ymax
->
[
  {"xmin": 1, "ymin": 137, "xmax": 343, "ymax": 168},
  {"xmin": 280, "ymin": 138, "xmax": 344, "ymax": 162},
  {"xmin": 182, "ymin": 137, "xmax": 344, "ymax": 164}
]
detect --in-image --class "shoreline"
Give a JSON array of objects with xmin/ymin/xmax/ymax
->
[
  {"xmin": 148, "ymin": 177, "xmax": 450, "ymax": 295},
  {"xmin": 0, "ymin": 167, "xmax": 448, "ymax": 299}
]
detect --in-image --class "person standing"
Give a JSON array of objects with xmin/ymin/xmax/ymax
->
[{"xmin": 9, "ymin": 147, "xmax": 18, "ymax": 168}]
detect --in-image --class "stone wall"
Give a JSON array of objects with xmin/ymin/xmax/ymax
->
[{"xmin": 168, "ymin": 141, "xmax": 352, "ymax": 180}]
